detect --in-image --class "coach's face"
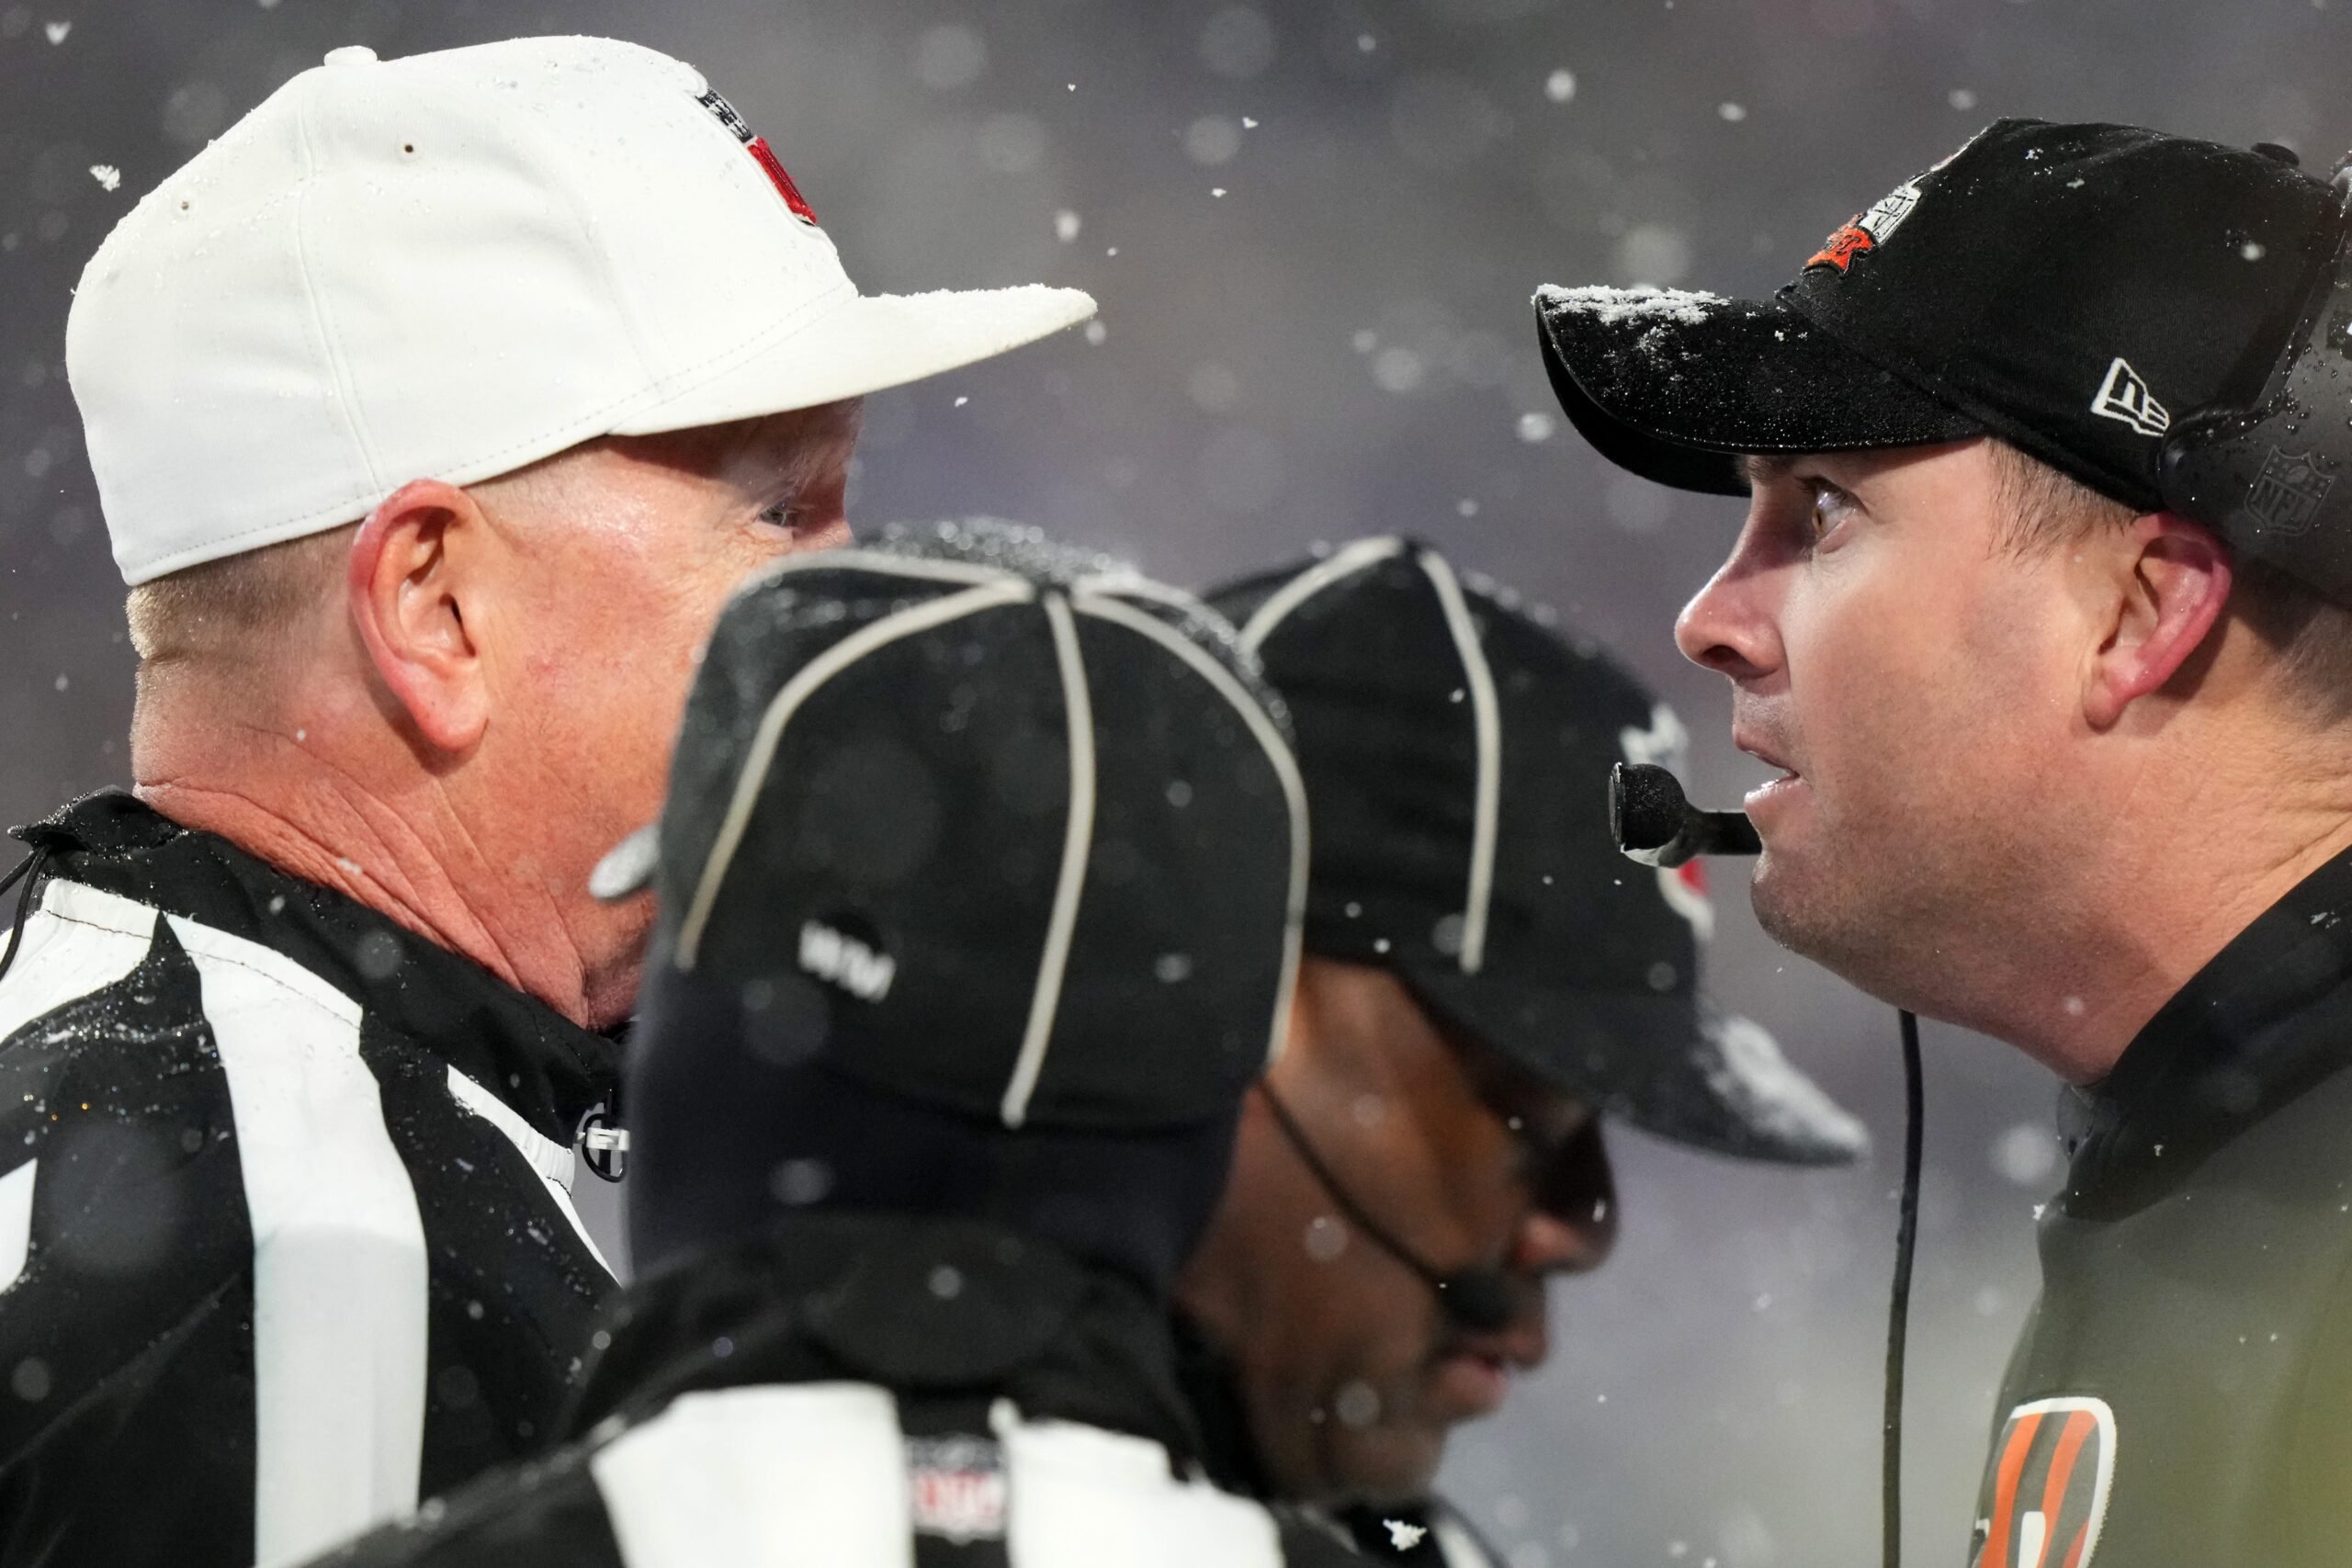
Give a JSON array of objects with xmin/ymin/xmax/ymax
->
[{"xmin": 1672, "ymin": 438, "xmax": 2081, "ymax": 1004}]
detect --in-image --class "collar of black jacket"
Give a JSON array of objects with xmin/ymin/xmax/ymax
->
[
  {"xmin": 10, "ymin": 790, "xmax": 619, "ymax": 1143},
  {"xmin": 1171, "ymin": 1308, "xmax": 1277, "ymax": 1497},
  {"xmin": 2058, "ymin": 839, "xmax": 2352, "ymax": 1219},
  {"xmin": 566, "ymin": 1210, "xmax": 1205, "ymax": 1460}
]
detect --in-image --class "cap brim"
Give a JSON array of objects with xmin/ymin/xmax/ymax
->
[
  {"xmin": 614, "ymin": 284, "xmax": 1097, "ymax": 434},
  {"xmin": 1402, "ymin": 965, "xmax": 1869, "ymax": 1166},
  {"xmin": 1532, "ymin": 284, "xmax": 1980, "ymax": 496}
]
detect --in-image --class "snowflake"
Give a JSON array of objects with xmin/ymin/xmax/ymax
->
[
  {"xmin": 89, "ymin": 164, "xmax": 120, "ymax": 192},
  {"xmin": 1384, "ymin": 1518, "xmax": 1428, "ymax": 1551}
]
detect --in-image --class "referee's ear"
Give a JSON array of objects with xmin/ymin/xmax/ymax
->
[
  {"xmin": 346, "ymin": 479, "xmax": 492, "ymax": 757},
  {"xmin": 2079, "ymin": 511, "xmax": 2233, "ymax": 733}
]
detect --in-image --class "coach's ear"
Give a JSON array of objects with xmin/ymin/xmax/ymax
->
[
  {"xmin": 2080, "ymin": 512, "xmax": 2233, "ymax": 732},
  {"xmin": 347, "ymin": 479, "xmax": 492, "ymax": 756}
]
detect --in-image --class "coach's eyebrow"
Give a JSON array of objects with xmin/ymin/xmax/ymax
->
[{"xmin": 1740, "ymin": 453, "xmax": 1796, "ymax": 488}]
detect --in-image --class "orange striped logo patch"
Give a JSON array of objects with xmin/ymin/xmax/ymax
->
[{"xmin": 1967, "ymin": 1396, "xmax": 2117, "ymax": 1568}]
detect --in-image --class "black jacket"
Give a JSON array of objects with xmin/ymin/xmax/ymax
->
[
  {"xmin": 1973, "ymin": 842, "xmax": 2352, "ymax": 1567},
  {"xmin": 0, "ymin": 794, "xmax": 620, "ymax": 1568},
  {"xmin": 309, "ymin": 1212, "xmax": 1363, "ymax": 1566}
]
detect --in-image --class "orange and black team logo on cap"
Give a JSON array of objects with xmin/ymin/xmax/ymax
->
[
  {"xmin": 1967, "ymin": 1396, "xmax": 2117, "ymax": 1568},
  {"xmin": 1807, "ymin": 223, "xmax": 1876, "ymax": 273},
  {"xmin": 1805, "ymin": 177, "xmax": 1925, "ymax": 273}
]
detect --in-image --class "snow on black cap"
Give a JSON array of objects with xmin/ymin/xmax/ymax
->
[
  {"xmin": 1210, "ymin": 537, "xmax": 1865, "ymax": 1167},
  {"xmin": 1534, "ymin": 120, "xmax": 2338, "ymax": 522},
  {"xmin": 602, "ymin": 521, "xmax": 1306, "ymax": 1134}
]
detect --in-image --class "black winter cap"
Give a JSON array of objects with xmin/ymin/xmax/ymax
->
[
  {"xmin": 597, "ymin": 523, "xmax": 1307, "ymax": 1136},
  {"xmin": 1534, "ymin": 119, "xmax": 2340, "ymax": 520},
  {"xmin": 1209, "ymin": 538, "xmax": 1866, "ymax": 1166}
]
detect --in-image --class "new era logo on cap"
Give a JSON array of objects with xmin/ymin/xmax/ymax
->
[{"xmin": 2090, "ymin": 356, "xmax": 2172, "ymax": 437}]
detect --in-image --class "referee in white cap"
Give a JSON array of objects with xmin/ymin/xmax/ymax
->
[{"xmin": 0, "ymin": 35, "xmax": 1091, "ymax": 1568}]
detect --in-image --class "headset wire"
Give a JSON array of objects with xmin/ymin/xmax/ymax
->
[{"xmin": 1883, "ymin": 1008, "xmax": 1924, "ymax": 1568}]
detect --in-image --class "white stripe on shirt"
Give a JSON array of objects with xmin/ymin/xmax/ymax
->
[
  {"xmin": 0, "ymin": 879, "xmax": 160, "ymax": 1042},
  {"xmin": 997, "ymin": 1406, "xmax": 1285, "ymax": 1568},
  {"xmin": 0, "ymin": 881, "xmax": 164, "ymax": 1294},
  {"xmin": 594, "ymin": 1382, "xmax": 915, "ymax": 1568},
  {"xmin": 0, "ymin": 1160, "xmax": 34, "ymax": 1294},
  {"xmin": 446, "ymin": 1063, "xmax": 611, "ymax": 1276},
  {"xmin": 172, "ymin": 912, "xmax": 429, "ymax": 1568}
]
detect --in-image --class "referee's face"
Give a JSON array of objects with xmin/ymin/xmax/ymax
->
[
  {"xmin": 1177, "ymin": 959, "xmax": 1613, "ymax": 1505},
  {"xmin": 474, "ymin": 400, "xmax": 858, "ymax": 1023}
]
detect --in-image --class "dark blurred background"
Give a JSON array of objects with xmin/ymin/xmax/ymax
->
[{"xmin": 7, "ymin": 1, "xmax": 2347, "ymax": 1562}]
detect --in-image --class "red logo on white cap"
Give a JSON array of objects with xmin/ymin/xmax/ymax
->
[{"xmin": 695, "ymin": 86, "xmax": 820, "ymax": 227}]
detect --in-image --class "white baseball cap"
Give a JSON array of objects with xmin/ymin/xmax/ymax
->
[{"xmin": 66, "ymin": 35, "xmax": 1098, "ymax": 586}]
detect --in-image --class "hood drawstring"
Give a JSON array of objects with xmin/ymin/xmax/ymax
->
[{"xmin": 0, "ymin": 846, "xmax": 50, "ymax": 988}]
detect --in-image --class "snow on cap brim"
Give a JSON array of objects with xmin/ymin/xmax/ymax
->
[
  {"xmin": 1699, "ymin": 1010, "xmax": 1870, "ymax": 1164},
  {"xmin": 1402, "ymin": 963, "xmax": 1869, "ymax": 1168},
  {"xmin": 1532, "ymin": 283, "xmax": 1979, "ymax": 496}
]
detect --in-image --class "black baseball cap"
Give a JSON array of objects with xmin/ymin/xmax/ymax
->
[
  {"xmin": 594, "ymin": 521, "xmax": 1306, "ymax": 1135},
  {"xmin": 1208, "ymin": 537, "xmax": 1866, "ymax": 1166},
  {"xmin": 1533, "ymin": 119, "xmax": 2346, "ymax": 541}
]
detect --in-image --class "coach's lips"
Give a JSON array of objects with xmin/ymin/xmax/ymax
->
[{"xmin": 1735, "ymin": 733, "xmax": 1804, "ymax": 817}]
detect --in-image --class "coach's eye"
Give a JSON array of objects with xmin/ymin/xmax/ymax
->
[{"xmin": 1802, "ymin": 477, "xmax": 1859, "ymax": 543}]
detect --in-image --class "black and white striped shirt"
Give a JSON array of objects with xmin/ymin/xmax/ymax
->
[
  {"xmin": 0, "ymin": 793, "xmax": 621, "ymax": 1567},
  {"xmin": 309, "ymin": 1213, "xmax": 1363, "ymax": 1568}
]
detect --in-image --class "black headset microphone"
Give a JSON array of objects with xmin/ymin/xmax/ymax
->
[
  {"xmin": 1610, "ymin": 762, "xmax": 1923, "ymax": 1568},
  {"xmin": 1609, "ymin": 760, "xmax": 1761, "ymax": 864}
]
